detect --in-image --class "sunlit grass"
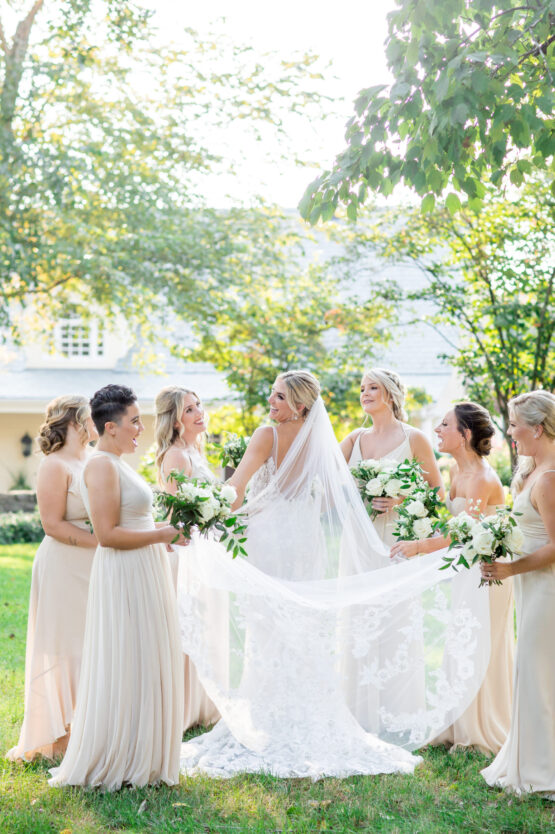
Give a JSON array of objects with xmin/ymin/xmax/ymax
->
[{"xmin": 1, "ymin": 544, "xmax": 554, "ymax": 833}]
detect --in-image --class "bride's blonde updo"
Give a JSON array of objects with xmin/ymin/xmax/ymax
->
[
  {"xmin": 363, "ymin": 368, "xmax": 408, "ymax": 422},
  {"xmin": 154, "ymin": 386, "xmax": 203, "ymax": 481},
  {"xmin": 510, "ymin": 390, "xmax": 555, "ymax": 495},
  {"xmin": 37, "ymin": 394, "xmax": 91, "ymax": 455},
  {"xmin": 278, "ymin": 370, "xmax": 321, "ymax": 417}
]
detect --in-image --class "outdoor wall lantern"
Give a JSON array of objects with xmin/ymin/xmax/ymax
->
[{"xmin": 20, "ymin": 433, "xmax": 33, "ymax": 457}]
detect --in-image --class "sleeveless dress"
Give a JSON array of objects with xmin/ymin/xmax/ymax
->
[
  {"xmin": 49, "ymin": 451, "xmax": 184, "ymax": 790},
  {"xmin": 433, "ymin": 495, "xmax": 514, "ymax": 754},
  {"xmin": 349, "ymin": 426, "xmax": 411, "ymax": 548},
  {"xmin": 162, "ymin": 448, "xmax": 221, "ymax": 730},
  {"xmin": 482, "ymin": 476, "xmax": 555, "ymax": 794},
  {"xmin": 7, "ymin": 457, "xmax": 96, "ymax": 761}
]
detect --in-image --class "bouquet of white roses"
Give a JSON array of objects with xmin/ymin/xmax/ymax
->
[
  {"xmin": 217, "ymin": 433, "xmax": 250, "ymax": 470},
  {"xmin": 439, "ymin": 507, "xmax": 523, "ymax": 586},
  {"xmin": 350, "ymin": 457, "xmax": 427, "ymax": 521},
  {"xmin": 157, "ymin": 471, "xmax": 247, "ymax": 558},
  {"xmin": 392, "ymin": 481, "xmax": 443, "ymax": 541}
]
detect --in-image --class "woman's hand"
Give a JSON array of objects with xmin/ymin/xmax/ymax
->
[
  {"xmin": 390, "ymin": 540, "xmax": 421, "ymax": 559},
  {"xmin": 371, "ymin": 496, "xmax": 403, "ymax": 514},
  {"xmin": 158, "ymin": 525, "xmax": 189, "ymax": 547},
  {"xmin": 480, "ymin": 561, "xmax": 514, "ymax": 583}
]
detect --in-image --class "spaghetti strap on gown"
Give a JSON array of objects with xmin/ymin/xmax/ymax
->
[
  {"xmin": 482, "ymin": 476, "xmax": 555, "ymax": 794},
  {"xmin": 7, "ymin": 458, "xmax": 96, "ymax": 761},
  {"xmin": 49, "ymin": 452, "xmax": 184, "ymax": 790}
]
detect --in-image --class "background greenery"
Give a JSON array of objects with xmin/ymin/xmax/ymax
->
[{"xmin": 2, "ymin": 543, "xmax": 554, "ymax": 833}]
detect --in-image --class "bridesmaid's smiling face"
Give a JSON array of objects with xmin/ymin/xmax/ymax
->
[
  {"xmin": 360, "ymin": 377, "xmax": 387, "ymax": 416},
  {"xmin": 178, "ymin": 393, "xmax": 206, "ymax": 442},
  {"xmin": 434, "ymin": 410, "xmax": 463, "ymax": 454},
  {"xmin": 112, "ymin": 403, "xmax": 144, "ymax": 453},
  {"xmin": 507, "ymin": 411, "xmax": 537, "ymax": 456}
]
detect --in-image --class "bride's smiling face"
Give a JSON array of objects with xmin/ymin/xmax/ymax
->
[
  {"xmin": 268, "ymin": 378, "xmax": 296, "ymax": 423},
  {"xmin": 178, "ymin": 393, "xmax": 206, "ymax": 441}
]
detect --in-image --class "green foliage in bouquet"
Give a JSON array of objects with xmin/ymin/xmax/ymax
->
[
  {"xmin": 439, "ymin": 507, "xmax": 523, "ymax": 587},
  {"xmin": 351, "ymin": 457, "xmax": 427, "ymax": 521},
  {"xmin": 213, "ymin": 434, "xmax": 250, "ymax": 471},
  {"xmin": 157, "ymin": 471, "xmax": 247, "ymax": 558},
  {"xmin": 393, "ymin": 482, "xmax": 443, "ymax": 542}
]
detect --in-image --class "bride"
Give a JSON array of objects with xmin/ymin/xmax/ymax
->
[{"xmin": 177, "ymin": 370, "xmax": 491, "ymax": 779}]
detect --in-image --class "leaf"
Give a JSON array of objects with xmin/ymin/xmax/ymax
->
[
  {"xmin": 421, "ymin": 193, "xmax": 435, "ymax": 214},
  {"xmin": 445, "ymin": 192, "xmax": 461, "ymax": 215},
  {"xmin": 346, "ymin": 201, "xmax": 358, "ymax": 222}
]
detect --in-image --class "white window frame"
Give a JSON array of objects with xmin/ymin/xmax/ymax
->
[{"xmin": 54, "ymin": 318, "xmax": 104, "ymax": 359}]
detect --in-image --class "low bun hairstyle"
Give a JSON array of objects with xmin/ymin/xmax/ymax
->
[
  {"xmin": 277, "ymin": 370, "xmax": 321, "ymax": 417},
  {"xmin": 154, "ymin": 386, "xmax": 203, "ymax": 482},
  {"xmin": 37, "ymin": 394, "xmax": 91, "ymax": 455},
  {"xmin": 453, "ymin": 402, "xmax": 495, "ymax": 457},
  {"xmin": 509, "ymin": 390, "xmax": 555, "ymax": 495},
  {"xmin": 363, "ymin": 368, "xmax": 408, "ymax": 422}
]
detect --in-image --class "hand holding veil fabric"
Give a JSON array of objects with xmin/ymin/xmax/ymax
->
[{"xmin": 177, "ymin": 397, "xmax": 490, "ymax": 778}]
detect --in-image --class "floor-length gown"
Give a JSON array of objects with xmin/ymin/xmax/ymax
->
[
  {"xmin": 49, "ymin": 451, "xmax": 184, "ymax": 790},
  {"xmin": 433, "ymin": 496, "xmax": 514, "ymax": 754},
  {"xmin": 482, "ymin": 477, "xmax": 555, "ymax": 794},
  {"xmin": 8, "ymin": 458, "xmax": 96, "ymax": 761},
  {"xmin": 162, "ymin": 449, "xmax": 221, "ymax": 730}
]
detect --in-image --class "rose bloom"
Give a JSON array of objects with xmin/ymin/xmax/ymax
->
[
  {"xmin": 413, "ymin": 517, "xmax": 433, "ymax": 539},
  {"xmin": 505, "ymin": 525, "xmax": 524, "ymax": 553},
  {"xmin": 220, "ymin": 484, "xmax": 237, "ymax": 503},
  {"xmin": 384, "ymin": 478, "xmax": 403, "ymax": 497},
  {"xmin": 405, "ymin": 499, "xmax": 427, "ymax": 518},
  {"xmin": 472, "ymin": 527, "xmax": 495, "ymax": 556},
  {"xmin": 365, "ymin": 478, "xmax": 384, "ymax": 497}
]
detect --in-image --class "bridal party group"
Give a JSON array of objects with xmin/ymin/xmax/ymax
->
[{"xmin": 6, "ymin": 368, "xmax": 555, "ymax": 798}]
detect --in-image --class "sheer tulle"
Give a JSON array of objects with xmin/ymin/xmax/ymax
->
[{"xmin": 178, "ymin": 398, "xmax": 490, "ymax": 778}]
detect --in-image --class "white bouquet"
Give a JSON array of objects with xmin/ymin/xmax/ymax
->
[
  {"xmin": 217, "ymin": 433, "xmax": 250, "ymax": 470},
  {"xmin": 439, "ymin": 507, "xmax": 523, "ymax": 586},
  {"xmin": 392, "ymin": 481, "xmax": 442, "ymax": 541},
  {"xmin": 157, "ymin": 471, "xmax": 247, "ymax": 558},
  {"xmin": 350, "ymin": 457, "xmax": 424, "ymax": 520}
]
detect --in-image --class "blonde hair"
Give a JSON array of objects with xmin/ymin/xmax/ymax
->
[
  {"xmin": 277, "ymin": 370, "xmax": 321, "ymax": 417},
  {"xmin": 363, "ymin": 368, "xmax": 408, "ymax": 422},
  {"xmin": 510, "ymin": 390, "xmax": 555, "ymax": 495},
  {"xmin": 154, "ymin": 386, "xmax": 204, "ymax": 483},
  {"xmin": 37, "ymin": 395, "xmax": 91, "ymax": 455}
]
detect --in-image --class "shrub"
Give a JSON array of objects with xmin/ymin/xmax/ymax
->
[{"xmin": 0, "ymin": 511, "xmax": 44, "ymax": 544}]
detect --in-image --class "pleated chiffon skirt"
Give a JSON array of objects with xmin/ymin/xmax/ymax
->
[{"xmin": 49, "ymin": 542, "xmax": 184, "ymax": 790}]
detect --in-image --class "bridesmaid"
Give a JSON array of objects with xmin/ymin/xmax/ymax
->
[
  {"xmin": 49, "ymin": 384, "xmax": 184, "ymax": 790},
  {"xmin": 8, "ymin": 395, "xmax": 98, "ymax": 761},
  {"xmin": 392, "ymin": 402, "xmax": 514, "ymax": 754},
  {"xmin": 341, "ymin": 367, "xmax": 444, "ymax": 549},
  {"xmin": 481, "ymin": 390, "xmax": 555, "ymax": 796},
  {"xmin": 154, "ymin": 386, "xmax": 220, "ymax": 730}
]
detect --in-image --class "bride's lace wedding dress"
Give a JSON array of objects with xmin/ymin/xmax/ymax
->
[{"xmin": 177, "ymin": 399, "xmax": 490, "ymax": 779}]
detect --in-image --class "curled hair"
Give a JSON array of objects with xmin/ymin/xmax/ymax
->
[
  {"xmin": 454, "ymin": 402, "xmax": 495, "ymax": 457},
  {"xmin": 37, "ymin": 395, "xmax": 91, "ymax": 455},
  {"xmin": 277, "ymin": 370, "xmax": 321, "ymax": 417},
  {"xmin": 509, "ymin": 390, "xmax": 555, "ymax": 495},
  {"xmin": 363, "ymin": 368, "xmax": 407, "ymax": 422},
  {"xmin": 90, "ymin": 384, "xmax": 137, "ymax": 435},
  {"xmin": 154, "ymin": 386, "xmax": 203, "ymax": 483}
]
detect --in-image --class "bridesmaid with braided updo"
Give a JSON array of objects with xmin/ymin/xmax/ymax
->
[{"xmin": 8, "ymin": 395, "xmax": 98, "ymax": 762}]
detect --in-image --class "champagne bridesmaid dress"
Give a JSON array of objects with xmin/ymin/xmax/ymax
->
[
  {"xmin": 49, "ymin": 452, "xmax": 184, "ymax": 790},
  {"xmin": 162, "ymin": 448, "xmax": 221, "ymax": 730},
  {"xmin": 8, "ymin": 457, "xmax": 96, "ymax": 761},
  {"xmin": 433, "ymin": 496, "xmax": 514, "ymax": 754},
  {"xmin": 482, "ymin": 476, "xmax": 555, "ymax": 794}
]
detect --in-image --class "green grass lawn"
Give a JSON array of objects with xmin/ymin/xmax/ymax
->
[{"xmin": 1, "ymin": 544, "xmax": 554, "ymax": 833}]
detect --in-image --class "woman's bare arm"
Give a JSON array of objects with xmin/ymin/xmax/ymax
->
[
  {"xmin": 37, "ymin": 457, "xmax": 97, "ymax": 548},
  {"xmin": 228, "ymin": 427, "xmax": 274, "ymax": 509}
]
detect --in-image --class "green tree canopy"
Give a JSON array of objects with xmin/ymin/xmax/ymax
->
[{"xmin": 300, "ymin": 0, "xmax": 555, "ymax": 223}]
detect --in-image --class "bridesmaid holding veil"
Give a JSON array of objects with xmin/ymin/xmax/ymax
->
[
  {"xmin": 481, "ymin": 390, "xmax": 555, "ymax": 796},
  {"xmin": 8, "ymin": 396, "xmax": 97, "ymax": 761},
  {"xmin": 392, "ymin": 402, "xmax": 514, "ymax": 755},
  {"xmin": 154, "ymin": 386, "xmax": 221, "ymax": 731},
  {"xmin": 49, "ymin": 385, "xmax": 184, "ymax": 790}
]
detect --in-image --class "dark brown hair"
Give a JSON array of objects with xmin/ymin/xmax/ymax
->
[{"xmin": 454, "ymin": 402, "xmax": 495, "ymax": 457}]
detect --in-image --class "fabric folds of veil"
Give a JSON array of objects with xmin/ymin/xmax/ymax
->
[{"xmin": 177, "ymin": 397, "xmax": 490, "ymax": 778}]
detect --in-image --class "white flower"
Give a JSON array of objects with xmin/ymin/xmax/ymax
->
[
  {"xmin": 220, "ymin": 484, "xmax": 237, "ymax": 504},
  {"xmin": 384, "ymin": 478, "xmax": 403, "ymax": 497},
  {"xmin": 472, "ymin": 527, "xmax": 495, "ymax": 556},
  {"xmin": 461, "ymin": 541, "xmax": 477, "ymax": 560},
  {"xmin": 365, "ymin": 478, "xmax": 384, "ymax": 497},
  {"xmin": 413, "ymin": 517, "xmax": 433, "ymax": 539},
  {"xmin": 399, "ymin": 481, "xmax": 417, "ymax": 495},
  {"xmin": 505, "ymin": 525, "xmax": 524, "ymax": 553},
  {"xmin": 198, "ymin": 496, "xmax": 220, "ymax": 522},
  {"xmin": 405, "ymin": 499, "xmax": 427, "ymax": 518}
]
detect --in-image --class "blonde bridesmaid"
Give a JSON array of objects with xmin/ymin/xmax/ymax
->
[
  {"xmin": 482, "ymin": 390, "xmax": 555, "ymax": 795},
  {"xmin": 8, "ymin": 395, "xmax": 98, "ymax": 761},
  {"xmin": 155, "ymin": 386, "xmax": 221, "ymax": 730},
  {"xmin": 392, "ymin": 401, "xmax": 514, "ymax": 754}
]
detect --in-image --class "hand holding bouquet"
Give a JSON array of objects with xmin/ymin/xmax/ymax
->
[
  {"xmin": 157, "ymin": 471, "xmax": 247, "ymax": 558},
  {"xmin": 439, "ymin": 507, "xmax": 523, "ymax": 586},
  {"xmin": 217, "ymin": 434, "xmax": 250, "ymax": 470},
  {"xmin": 350, "ymin": 457, "xmax": 429, "ymax": 521}
]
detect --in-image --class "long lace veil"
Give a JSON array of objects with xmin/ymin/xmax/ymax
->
[{"xmin": 177, "ymin": 397, "xmax": 490, "ymax": 776}]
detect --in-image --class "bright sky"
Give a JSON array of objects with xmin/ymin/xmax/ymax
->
[{"xmin": 153, "ymin": 0, "xmax": 397, "ymax": 206}]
